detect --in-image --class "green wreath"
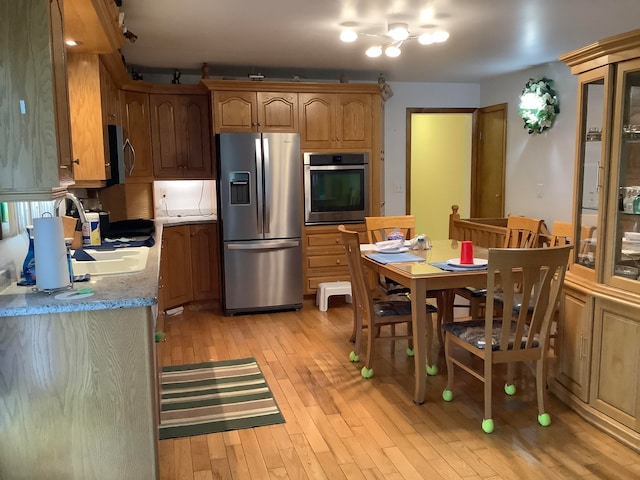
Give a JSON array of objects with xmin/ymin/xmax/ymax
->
[{"xmin": 518, "ymin": 77, "xmax": 559, "ymax": 134}]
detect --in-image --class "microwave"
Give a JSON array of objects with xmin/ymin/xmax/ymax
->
[{"xmin": 303, "ymin": 152, "xmax": 370, "ymax": 225}]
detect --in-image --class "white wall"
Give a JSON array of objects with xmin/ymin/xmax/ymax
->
[
  {"xmin": 382, "ymin": 63, "xmax": 578, "ymax": 229},
  {"xmin": 383, "ymin": 82, "xmax": 480, "ymax": 215},
  {"xmin": 480, "ymin": 61, "xmax": 577, "ymax": 226}
]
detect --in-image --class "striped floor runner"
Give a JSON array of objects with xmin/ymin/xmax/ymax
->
[{"xmin": 159, "ymin": 357, "xmax": 284, "ymax": 440}]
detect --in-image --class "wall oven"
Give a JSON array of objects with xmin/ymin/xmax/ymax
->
[{"xmin": 303, "ymin": 152, "xmax": 370, "ymax": 225}]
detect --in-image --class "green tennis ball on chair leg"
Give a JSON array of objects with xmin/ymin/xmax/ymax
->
[
  {"xmin": 442, "ymin": 389, "xmax": 453, "ymax": 402},
  {"xmin": 538, "ymin": 413, "xmax": 551, "ymax": 427},
  {"xmin": 361, "ymin": 366, "xmax": 374, "ymax": 378},
  {"xmin": 426, "ymin": 364, "xmax": 438, "ymax": 376},
  {"xmin": 349, "ymin": 351, "xmax": 360, "ymax": 362},
  {"xmin": 504, "ymin": 383, "xmax": 516, "ymax": 395},
  {"xmin": 482, "ymin": 418, "xmax": 494, "ymax": 433}
]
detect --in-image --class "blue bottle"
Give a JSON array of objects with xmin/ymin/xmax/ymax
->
[{"xmin": 22, "ymin": 226, "xmax": 36, "ymax": 285}]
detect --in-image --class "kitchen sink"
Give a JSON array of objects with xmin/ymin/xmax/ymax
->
[{"xmin": 71, "ymin": 247, "xmax": 150, "ymax": 276}]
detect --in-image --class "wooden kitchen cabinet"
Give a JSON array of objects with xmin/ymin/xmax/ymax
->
[
  {"xmin": 303, "ymin": 223, "xmax": 366, "ymax": 294},
  {"xmin": 160, "ymin": 223, "xmax": 220, "ymax": 309},
  {"xmin": 122, "ymin": 90, "xmax": 154, "ymax": 180},
  {"xmin": 67, "ymin": 53, "xmax": 120, "ymax": 183},
  {"xmin": 151, "ymin": 94, "xmax": 213, "ymax": 179},
  {"xmin": 191, "ymin": 223, "xmax": 221, "ymax": 302},
  {"xmin": 299, "ymin": 93, "xmax": 372, "ymax": 149},
  {"xmin": 0, "ymin": 0, "xmax": 72, "ymax": 200},
  {"xmin": 213, "ymin": 91, "xmax": 298, "ymax": 133},
  {"xmin": 161, "ymin": 225, "xmax": 193, "ymax": 309}
]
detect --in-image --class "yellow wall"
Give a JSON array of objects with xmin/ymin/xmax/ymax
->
[{"xmin": 410, "ymin": 114, "xmax": 472, "ymax": 239}]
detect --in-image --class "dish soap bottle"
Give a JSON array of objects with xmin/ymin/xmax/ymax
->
[{"xmin": 22, "ymin": 226, "xmax": 36, "ymax": 285}]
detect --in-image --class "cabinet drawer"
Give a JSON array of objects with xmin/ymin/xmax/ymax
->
[{"xmin": 307, "ymin": 254, "xmax": 347, "ymax": 269}]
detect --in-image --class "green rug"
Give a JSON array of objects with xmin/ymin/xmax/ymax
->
[{"xmin": 159, "ymin": 357, "xmax": 285, "ymax": 440}]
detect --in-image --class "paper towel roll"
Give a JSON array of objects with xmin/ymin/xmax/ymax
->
[{"xmin": 34, "ymin": 216, "xmax": 70, "ymax": 291}]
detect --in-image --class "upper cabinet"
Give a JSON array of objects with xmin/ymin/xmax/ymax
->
[
  {"xmin": 67, "ymin": 53, "xmax": 121, "ymax": 183},
  {"xmin": 212, "ymin": 91, "xmax": 298, "ymax": 133},
  {"xmin": 0, "ymin": 0, "xmax": 72, "ymax": 200},
  {"xmin": 122, "ymin": 91, "xmax": 154, "ymax": 180},
  {"xmin": 150, "ymin": 94, "xmax": 213, "ymax": 179},
  {"xmin": 299, "ymin": 93, "xmax": 372, "ymax": 149}
]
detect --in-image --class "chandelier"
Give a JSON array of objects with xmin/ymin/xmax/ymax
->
[{"xmin": 340, "ymin": 22, "xmax": 449, "ymax": 58}]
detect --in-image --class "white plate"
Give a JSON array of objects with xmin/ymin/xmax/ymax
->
[
  {"xmin": 377, "ymin": 247, "xmax": 409, "ymax": 254},
  {"xmin": 447, "ymin": 258, "xmax": 488, "ymax": 268}
]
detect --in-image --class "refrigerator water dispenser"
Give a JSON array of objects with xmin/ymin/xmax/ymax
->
[{"xmin": 229, "ymin": 172, "xmax": 250, "ymax": 205}]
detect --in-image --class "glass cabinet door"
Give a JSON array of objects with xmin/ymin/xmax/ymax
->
[
  {"xmin": 609, "ymin": 58, "xmax": 640, "ymax": 287},
  {"xmin": 574, "ymin": 66, "xmax": 611, "ymax": 280}
]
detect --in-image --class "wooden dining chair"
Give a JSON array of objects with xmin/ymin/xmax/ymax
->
[
  {"xmin": 338, "ymin": 225, "xmax": 438, "ymax": 378},
  {"xmin": 365, "ymin": 215, "xmax": 445, "ymax": 356},
  {"xmin": 453, "ymin": 215, "xmax": 545, "ymax": 319},
  {"xmin": 441, "ymin": 245, "xmax": 572, "ymax": 433}
]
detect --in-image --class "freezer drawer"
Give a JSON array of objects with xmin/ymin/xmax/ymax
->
[{"xmin": 222, "ymin": 239, "xmax": 303, "ymax": 313}]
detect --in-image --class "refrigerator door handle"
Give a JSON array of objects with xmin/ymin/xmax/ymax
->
[
  {"xmin": 255, "ymin": 138, "xmax": 264, "ymax": 233},
  {"xmin": 227, "ymin": 240, "xmax": 300, "ymax": 250},
  {"xmin": 262, "ymin": 137, "xmax": 270, "ymax": 234}
]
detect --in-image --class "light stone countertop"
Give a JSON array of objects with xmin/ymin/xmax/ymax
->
[{"xmin": 0, "ymin": 216, "xmax": 218, "ymax": 318}]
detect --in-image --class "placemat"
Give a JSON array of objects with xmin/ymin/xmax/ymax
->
[
  {"xmin": 365, "ymin": 252, "xmax": 425, "ymax": 264},
  {"xmin": 430, "ymin": 261, "xmax": 488, "ymax": 272}
]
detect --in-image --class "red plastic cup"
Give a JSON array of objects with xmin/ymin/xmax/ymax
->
[{"xmin": 460, "ymin": 241, "xmax": 474, "ymax": 264}]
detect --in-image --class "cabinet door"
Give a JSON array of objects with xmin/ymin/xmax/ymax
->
[
  {"xmin": 181, "ymin": 95, "xmax": 213, "ymax": 179},
  {"xmin": 122, "ymin": 91, "xmax": 154, "ymax": 179},
  {"xmin": 607, "ymin": 58, "xmax": 640, "ymax": 294},
  {"xmin": 150, "ymin": 95, "xmax": 182, "ymax": 178},
  {"xmin": 50, "ymin": 0, "xmax": 74, "ymax": 186},
  {"xmin": 161, "ymin": 225, "xmax": 193, "ymax": 309},
  {"xmin": 99, "ymin": 58, "xmax": 121, "ymax": 125},
  {"xmin": 556, "ymin": 287, "xmax": 593, "ymax": 402},
  {"xmin": 67, "ymin": 53, "xmax": 107, "ymax": 181},
  {"xmin": 299, "ymin": 93, "xmax": 334, "ymax": 148},
  {"xmin": 1, "ymin": 0, "xmax": 67, "ymax": 197},
  {"xmin": 213, "ymin": 91, "xmax": 257, "ymax": 132},
  {"xmin": 257, "ymin": 92, "xmax": 298, "ymax": 132},
  {"xmin": 190, "ymin": 223, "xmax": 220, "ymax": 302},
  {"xmin": 590, "ymin": 298, "xmax": 640, "ymax": 430},
  {"xmin": 335, "ymin": 93, "xmax": 371, "ymax": 148}
]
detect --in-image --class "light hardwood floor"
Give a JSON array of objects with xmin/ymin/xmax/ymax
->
[{"xmin": 158, "ymin": 298, "xmax": 640, "ymax": 480}]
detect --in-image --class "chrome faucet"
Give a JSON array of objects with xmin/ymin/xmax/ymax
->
[{"xmin": 54, "ymin": 192, "xmax": 88, "ymax": 225}]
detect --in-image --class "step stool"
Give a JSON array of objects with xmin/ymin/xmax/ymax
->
[{"xmin": 316, "ymin": 281, "xmax": 352, "ymax": 312}]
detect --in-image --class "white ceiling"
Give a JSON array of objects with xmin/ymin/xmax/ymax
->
[{"xmin": 119, "ymin": 0, "xmax": 640, "ymax": 83}]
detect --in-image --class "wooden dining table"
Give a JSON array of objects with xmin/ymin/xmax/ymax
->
[{"xmin": 361, "ymin": 239, "xmax": 489, "ymax": 405}]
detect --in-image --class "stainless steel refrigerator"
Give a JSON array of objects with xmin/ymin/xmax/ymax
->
[{"xmin": 217, "ymin": 132, "xmax": 303, "ymax": 314}]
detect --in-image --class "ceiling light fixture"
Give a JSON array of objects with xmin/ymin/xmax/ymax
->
[{"xmin": 341, "ymin": 22, "xmax": 449, "ymax": 59}]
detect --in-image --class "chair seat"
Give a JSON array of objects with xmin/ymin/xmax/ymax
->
[
  {"xmin": 463, "ymin": 286, "xmax": 487, "ymax": 297},
  {"xmin": 374, "ymin": 300, "xmax": 438, "ymax": 317},
  {"xmin": 442, "ymin": 319, "xmax": 539, "ymax": 350}
]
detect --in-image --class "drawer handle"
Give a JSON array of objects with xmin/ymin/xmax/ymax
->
[
  {"xmin": 336, "ymin": 259, "xmax": 341, "ymax": 265},
  {"xmin": 335, "ymin": 238, "xmax": 340, "ymax": 243}
]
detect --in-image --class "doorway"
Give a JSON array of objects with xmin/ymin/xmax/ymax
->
[{"xmin": 406, "ymin": 104, "xmax": 506, "ymax": 238}]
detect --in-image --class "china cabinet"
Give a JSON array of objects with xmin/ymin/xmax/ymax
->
[
  {"xmin": 0, "ymin": 0, "xmax": 72, "ymax": 201},
  {"xmin": 213, "ymin": 91, "xmax": 298, "ymax": 133},
  {"xmin": 551, "ymin": 29, "xmax": 640, "ymax": 452}
]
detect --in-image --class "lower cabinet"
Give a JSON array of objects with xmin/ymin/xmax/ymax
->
[
  {"xmin": 590, "ymin": 297, "xmax": 640, "ymax": 431},
  {"xmin": 303, "ymin": 223, "xmax": 366, "ymax": 295},
  {"xmin": 160, "ymin": 223, "xmax": 220, "ymax": 310},
  {"xmin": 552, "ymin": 281, "xmax": 640, "ymax": 451},
  {"xmin": 556, "ymin": 286, "xmax": 593, "ymax": 402}
]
